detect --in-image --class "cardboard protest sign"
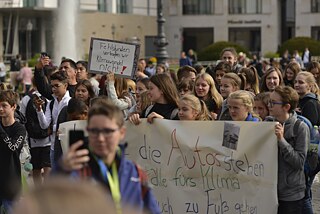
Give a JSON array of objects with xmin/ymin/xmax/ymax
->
[
  {"xmin": 88, "ymin": 37, "xmax": 140, "ymax": 78},
  {"xmin": 124, "ymin": 120, "xmax": 278, "ymax": 214}
]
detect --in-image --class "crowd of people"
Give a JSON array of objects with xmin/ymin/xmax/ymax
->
[{"xmin": 0, "ymin": 47, "xmax": 320, "ymax": 214}]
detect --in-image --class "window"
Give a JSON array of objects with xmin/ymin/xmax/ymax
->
[
  {"xmin": 117, "ymin": 0, "xmax": 128, "ymax": 13},
  {"xmin": 311, "ymin": 0, "xmax": 320, "ymax": 12},
  {"xmin": 23, "ymin": 0, "xmax": 37, "ymax": 7},
  {"xmin": 98, "ymin": 0, "xmax": 107, "ymax": 12},
  {"xmin": 183, "ymin": 0, "xmax": 214, "ymax": 15},
  {"xmin": 229, "ymin": 0, "xmax": 262, "ymax": 14},
  {"xmin": 183, "ymin": 28, "xmax": 214, "ymax": 53},
  {"xmin": 229, "ymin": 28, "xmax": 261, "ymax": 53},
  {"xmin": 311, "ymin": 26, "xmax": 320, "ymax": 40}
]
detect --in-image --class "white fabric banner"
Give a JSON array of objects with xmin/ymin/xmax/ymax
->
[{"xmin": 124, "ymin": 119, "xmax": 278, "ymax": 214}]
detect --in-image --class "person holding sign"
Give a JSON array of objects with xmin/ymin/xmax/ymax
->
[
  {"xmin": 56, "ymin": 100, "xmax": 161, "ymax": 214},
  {"xmin": 104, "ymin": 72, "xmax": 134, "ymax": 120},
  {"xmin": 269, "ymin": 86, "xmax": 309, "ymax": 214}
]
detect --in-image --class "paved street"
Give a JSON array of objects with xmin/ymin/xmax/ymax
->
[{"xmin": 313, "ymin": 174, "xmax": 320, "ymax": 213}]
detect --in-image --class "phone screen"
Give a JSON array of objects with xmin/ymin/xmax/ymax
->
[
  {"xmin": 32, "ymin": 91, "xmax": 42, "ymax": 99},
  {"xmin": 69, "ymin": 130, "xmax": 87, "ymax": 150},
  {"xmin": 41, "ymin": 52, "xmax": 49, "ymax": 58}
]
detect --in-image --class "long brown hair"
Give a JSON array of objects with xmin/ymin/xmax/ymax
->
[
  {"xmin": 260, "ymin": 67, "xmax": 284, "ymax": 92},
  {"xmin": 150, "ymin": 73, "xmax": 180, "ymax": 107},
  {"xmin": 239, "ymin": 66, "xmax": 260, "ymax": 94},
  {"xmin": 114, "ymin": 76, "xmax": 129, "ymax": 99}
]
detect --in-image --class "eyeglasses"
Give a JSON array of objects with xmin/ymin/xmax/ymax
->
[
  {"xmin": 51, "ymin": 84, "xmax": 63, "ymax": 89},
  {"xmin": 87, "ymin": 127, "xmax": 120, "ymax": 138},
  {"xmin": 268, "ymin": 101, "xmax": 286, "ymax": 107}
]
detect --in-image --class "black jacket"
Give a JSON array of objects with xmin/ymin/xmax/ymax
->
[
  {"xmin": 34, "ymin": 67, "xmax": 76, "ymax": 100},
  {"xmin": 0, "ymin": 121, "xmax": 26, "ymax": 200},
  {"xmin": 298, "ymin": 93, "xmax": 320, "ymax": 126}
]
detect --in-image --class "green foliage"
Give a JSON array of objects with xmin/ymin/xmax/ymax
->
[
  {"xmin": 198, "ymin": 41, "xmax": 251, "ymax": 61},
  {"xmin": 28, "ymin": 53, "xmax": 40, "ymax": 67},
  {"xmin": 264, "ymin": 52, "xmax": 280, "ymax": 58},
  {"xmin": 278, "ymin": 37, "xmax": 320, "ymax": 56}
]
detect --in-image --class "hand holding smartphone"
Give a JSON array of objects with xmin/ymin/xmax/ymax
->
[
  {"xmin": 69, "ymin": 130, "xmax": 88, "ymax": 150},
  {"xmin": 33, "ymin": 91, "xmax": 42, "ymax": 99},
  {"xmin": 32, "ymin": 91, "xmax": 45, "ymax": 111}
]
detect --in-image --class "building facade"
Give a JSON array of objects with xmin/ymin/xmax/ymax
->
[
  {"xmin": 1, "ymin": 0, "xmax": 319, "ymax": 62},
  {"xmin": 164, "ymin": 0, "xmax": 320, "ymax": 59},
  {"xmin": 0, "ymin": 0, "xmax": 157, "ymax": 62}
]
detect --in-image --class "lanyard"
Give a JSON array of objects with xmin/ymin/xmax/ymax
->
[{"xmin": 96, "ymin": 158, "xmax": 122, "ymax": 214}]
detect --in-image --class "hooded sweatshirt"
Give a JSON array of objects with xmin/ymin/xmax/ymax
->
[
  {"xmin": 277, "ymin": 111, "xmax": 309, "ymax": 201},
  {"xmin": 0, "ymin": 121, "xmax": 26, "ymax": 200},
  {"xmin": 298, "ymin": 93, "xmax": 320, "ymax": 126}
]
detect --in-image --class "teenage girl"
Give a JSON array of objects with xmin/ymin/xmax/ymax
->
[
  {"xmin": 227, "ymin": 90, "xmax": 260, "ymax": 121},
  {"xmin": 178, "ymin": 94, "xmax": 211, "ymax": 121},
  {"xmin": 194, "ymin": 73, "xmax": 223, "ymax": 119},
  {"xmin": 129, "ymin": 73, "xmax": 180, "ymax": 125},
  {"xmin": 220, "ymin": 47, "xmax": 242, "ymax": 73},
  {"xmin": 260, "ymin": 67, "xmax": 283, "ymax": 92},
  {"xmin": 218, "ymin": 73, "xmax": 243, "ymax": 120}
]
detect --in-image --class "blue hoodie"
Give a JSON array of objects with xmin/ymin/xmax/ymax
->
[{"xmin": 54, "ymin": 144, "xmax": 161, "ymax": 214}]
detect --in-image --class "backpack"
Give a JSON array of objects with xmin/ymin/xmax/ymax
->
[
  {"xmin": 293, "ymin": 115, "xmax": 319, "ymax": 172},
  {"xmin": 134, "ymin": 163, "xmax": 149, "ymax": 199},
  {"xmin": 25, "ymin": 94, "xmax": 54, "ymax": 139}
]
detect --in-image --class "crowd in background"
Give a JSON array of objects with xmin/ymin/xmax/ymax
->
[{"xmin": 0, "ymin": 46, "xmax": 320, "ymax": 214}]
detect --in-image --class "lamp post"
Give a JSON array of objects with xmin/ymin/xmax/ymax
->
[
  {"xmin": 154, "ymin": 0, "xmax": 169, "ymax": 64},
  {"xmin": 26, "ymin": 20, "xmax": 33, "ymax": 60},
  {"xmin": 111, "ymin": 24, "xmax": 116, "ymax": 40}
]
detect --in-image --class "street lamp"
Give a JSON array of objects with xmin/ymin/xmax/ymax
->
[
  {"xmin": 154, "ymin": 0, "xmax": 169, "ymax": 65},
  {"xmin": 111, "ymin": 24, "xmax": 116, "ymax": 40},
  {"xmin": 26, "ymin": 20, "xmax": 33, "ymax": 60}
]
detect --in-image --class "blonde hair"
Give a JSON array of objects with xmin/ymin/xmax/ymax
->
[
  {"xmin": 126, "ymin": 79, "xmax": 136, "ymax": 94},
  {"xmin": 138, "ymin": 91, "xmax": 152, "ymax": 113},
  {"xmin": 180, "ymin": 94, "xmax": 211, "ymax": 121},
  {"xmin": 0, "ymin": 83, "xmax": 8, "ymax": 91},
  {"xmin": 228, "ymin": 90, "xmax": 255, "ymax": 113},
  {"xmin": 296, "ymin": 71, "xmax": 320, "ymax": 96},
  {"xmin": 195, "ymin": 73, "xmax": 223, "ymax": 109}
]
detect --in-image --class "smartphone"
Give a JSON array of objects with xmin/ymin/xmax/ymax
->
[
  {"xmin": 69, "ymin": 130, "xmax": 87, "ymax": 150},
  {"xmin": 32, "ymin": 91, "xmax": 42, "ymax": 99},
  {"xmin": 41, "ymin": 52, "xmax": 49, "ymax": 58}
]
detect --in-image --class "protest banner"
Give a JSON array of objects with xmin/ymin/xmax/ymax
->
[
  {"xmin": 58, "ymin": 119, "xmax": 278, "ymax": 213},
  {"xmin": 88, "ymin": 37, "xmax": 140, "ymax": 78},
  {"xmin": 124, "ymin": 120, "xmax": 278, "ymax": 214}
]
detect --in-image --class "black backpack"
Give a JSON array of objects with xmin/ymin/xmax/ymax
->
[{"xmin": 25, "ymin": 94, "xmax": 53, "ymax": 139}]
